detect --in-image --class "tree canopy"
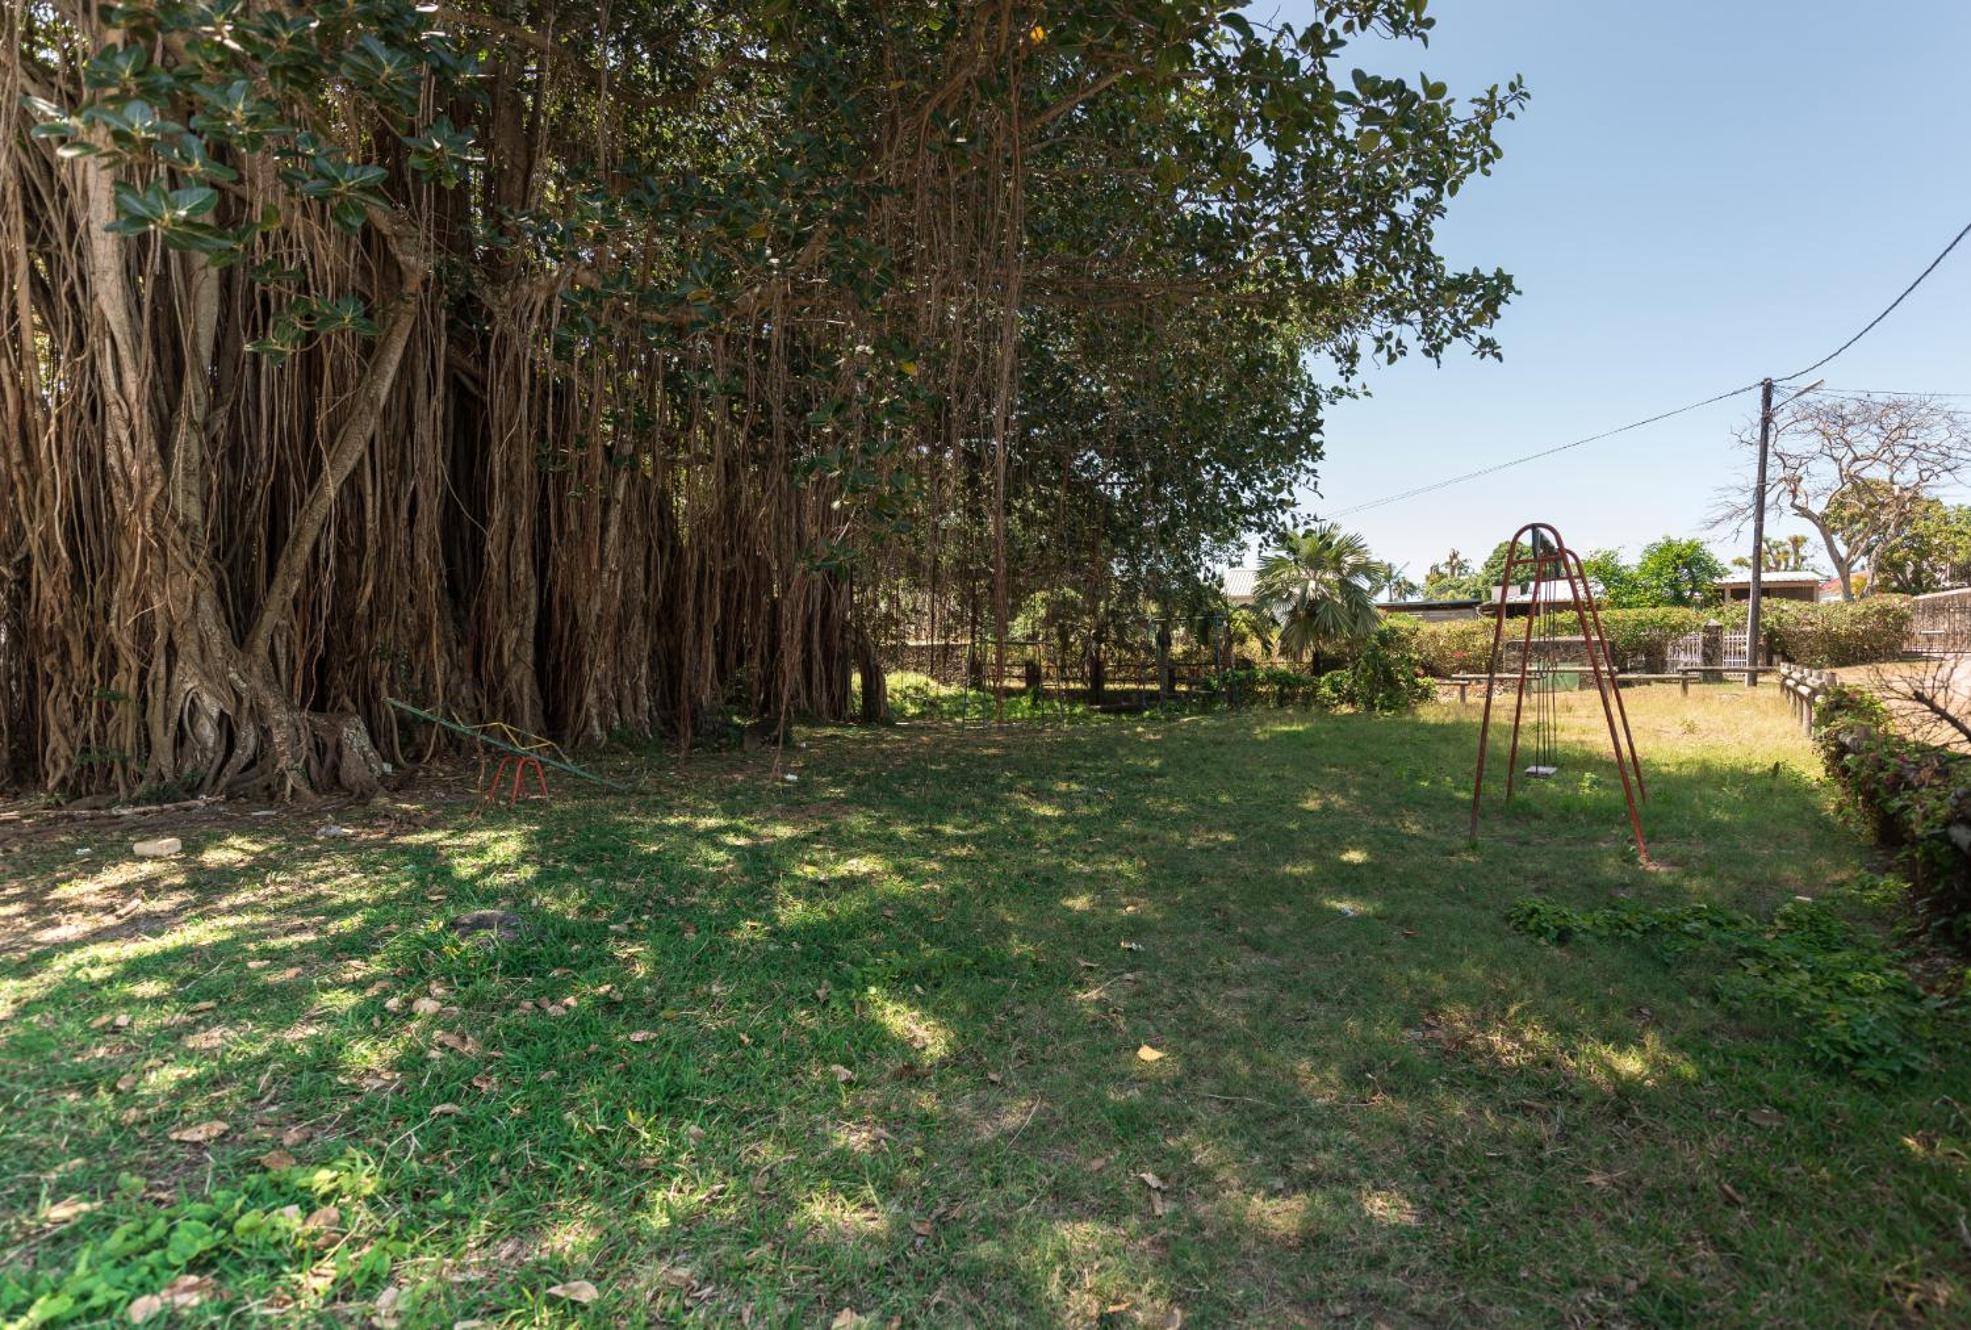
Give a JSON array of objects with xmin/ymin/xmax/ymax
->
[{"xmin": 2, "ymin": 0, "xmax": 1523, "ymax": 795}]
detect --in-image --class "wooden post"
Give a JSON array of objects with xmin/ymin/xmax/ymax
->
[
  {"xmin": 1700, "ymin": 620, "xmax": 1724, "ymax": 683},
  {"xmin": 1745, "ymin": 376, "xmax": 1774, "ymax": 687}
]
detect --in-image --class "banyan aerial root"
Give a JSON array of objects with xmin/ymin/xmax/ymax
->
[{"xmin": 2, "ymin": 0, "xmax": 1522, "ymax": 798}]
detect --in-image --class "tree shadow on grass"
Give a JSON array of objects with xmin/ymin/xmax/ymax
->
[{"xmin": 1, "ymin": 708, "xmax": 1964, "ymax": 1327}]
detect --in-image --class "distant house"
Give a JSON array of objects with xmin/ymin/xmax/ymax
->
[
  {"xmin": 1221, "ymin": 567, "xmax": 1260, "ymax": 607},
  {"xmin": 1712, "ymin": 571, "xmax": 1823, "ymax": 603},
  {"xmin": 1379, "ymin": 598, "xmax": 1483, "ymax": 623},
  {"xmin": 1476, "ymin": 579, "xmax": 1593, "ymax": 618}
]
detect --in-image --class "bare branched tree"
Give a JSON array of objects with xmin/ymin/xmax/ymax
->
[
  {"xmin": 1715, "ymin": 395, "xmax": 1971, "ymax": 600},
  {"xmin": 1878, "ymin": 656, "xmax": 1971, "ymax": 748}
]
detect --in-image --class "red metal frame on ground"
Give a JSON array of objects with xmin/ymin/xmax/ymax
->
[
  {"xmin": 1468, "ymin": 521, "xmax": 1649, "ymax": 864},
  {"xmin": 482, "ymin": 753, "xmax": 550, "ymax": 806}
]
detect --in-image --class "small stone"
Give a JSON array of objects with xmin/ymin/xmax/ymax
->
[{"xmin": 132, "ymin": 837, "xmax": 182, "ymax": 858}]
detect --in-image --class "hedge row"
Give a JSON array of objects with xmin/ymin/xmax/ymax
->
[
  {"xmin": 1816, "ymin": 684, "xmax": 1971, "ymax": 947},
  {"xmin": 1409, "ymin": 597, "xmax": 1913, "ymax": 676},
  {"xmin": 1412, "ymin": 607, "xmax": 1709, "ymax": 676},
  {"xmin": 1762, "ymin": 596, "xmax": 1912, "ymax": 668}
]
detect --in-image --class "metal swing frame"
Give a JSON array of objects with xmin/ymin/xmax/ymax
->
[{"xmin": 1467, "ymin": 522, "xmax": 1649, "ymax": 864}]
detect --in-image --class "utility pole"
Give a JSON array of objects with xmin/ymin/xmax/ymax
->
[{"xmin": 1744, "ymin": 377, "xmax": 1774, "ymax": 687}]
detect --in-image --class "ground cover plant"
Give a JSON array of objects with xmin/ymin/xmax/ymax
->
[{"xmin": 3, "ymin": 689, "xmax": 1968, "ymax": 1326}]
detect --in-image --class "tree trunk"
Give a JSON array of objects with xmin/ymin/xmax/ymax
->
[{"xmin": 855, "ymin": 626, "xmax": 887, "ymax": 723}]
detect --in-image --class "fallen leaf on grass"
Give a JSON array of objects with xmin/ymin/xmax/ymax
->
[
  {"xmin": 429, "ymin": 1103, "xmax": 463, "ymax": 1117},
  {"xmin": 1119, "ymin": 941, "xmax": 1144, "ymax": 952},
  {"xmin": 1139, "ymin": 1171, "xmax": 1170, "ymax": 1216},
  {"xmin": 628, "ymin": 1030, "xmax": 661, "ymax": 1043},
  {"xmin": 259, "ymin": 1149, "xmax": 297, "ymax": 1170},
  {"xmin": 911, "ymin": 1218, "xmax": 935, "ymax": 1238},
  {"xmin": 1748, "ymin": 1107, "xmax": 1784, "ymax": 1128},
  {"xmin": 829, "ymin": 1064, "xmax": 856, "ymax": 1084},
  {"xmin": 302, "ymin": 1205, "xmax": 340, "ymax": 1232},
  {"xmin": 409, "ymin": 997, "xmax": 443, "ymax": 1017},
  {"xmin": 44, "ymin": 1196, "xmax": 95, "ymax": 1224},
  {"xmin": 128, "ymin": 1274, "xmax": 216, "ymax": 1322},
  {"xmin": 114, "ymin": 1072, "xmax": 140, "ymax": 1093},
  {"xmin": 167, "ymin": 1120, "xmax": 230, "ymax": 1144},
  {"xmin": 547, "ymin": 1280, "xmax": 600, "ymax": 1305},
  {"xmin": 830, "ymin": 1311, "xmax": 866, "ymax": 1329},
  {"xmin": 90, "ymin": 1012, "xmax": 132, "ymax": 1031},
  {"xmin": 280, "ymin": 1126, "xmax": 310, "ymax": 1147},
  {"xmin": 1135, "ymin": 1044, "xmax": 1165, "ymax": 1063}
]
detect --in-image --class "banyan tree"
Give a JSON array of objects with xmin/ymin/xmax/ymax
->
[{"xmin": 2, "ymin": 0, "xmax": 1523, "ymax": 797}]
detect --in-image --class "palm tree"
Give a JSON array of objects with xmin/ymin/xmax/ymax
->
[{"xmin": 1253, "ymin": 522, "xmax": 1383, "ymax": 670}]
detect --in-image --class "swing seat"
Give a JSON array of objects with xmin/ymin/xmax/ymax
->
[{"xmin": 1522, "ymin": 764, "xmax": 1558, "ymax": 779}]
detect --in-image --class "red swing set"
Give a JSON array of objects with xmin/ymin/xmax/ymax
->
[{"xmin": 1467, "ymin": 522, "xmax": 1649, "ymax": 865}]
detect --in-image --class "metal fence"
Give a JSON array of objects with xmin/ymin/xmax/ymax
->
[
  {"xmin": 1666, "ymin": 626, "xmax": 1750, "ymax": 672},
  {"xmin": 1910, "ymin": 588, "xmax": 1971, "ymax": 656}
]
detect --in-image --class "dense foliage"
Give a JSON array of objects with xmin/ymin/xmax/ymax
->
[
  {"xmin": 1509, "ymin": 894, "xmax": 1960, "ymax": 1083},
  {"xmin": 1, "ymin": 0, "xmax": 1524, "ymax": 795},
  {"xmin": 1761, "ymin": 596, "xmax": 1913, "ymax": 668},
  {"xmin": 1338, "ymin": 615, "xmax": 1435, "ymax": 711},
  {"xmin": 1869, "ymin": 499, "xmax": 1971, "ymax": 595},
  {"xmin": 1584, "ymin": 537, "xmax": 1725, "ymax": 609},
  {"xmin": 1815, "ymin": 684, "xmax": 1971, "ymax": 946},
  {"xmin": 1410, "ymin": 607, "xmax": 1709, "ymax": 676}
]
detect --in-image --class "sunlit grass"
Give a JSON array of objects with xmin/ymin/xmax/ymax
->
[{"xmin": 1, "ymin": 686, "xmax": 1964, "ymax": 1326}]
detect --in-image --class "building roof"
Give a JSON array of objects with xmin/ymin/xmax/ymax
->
[
  {"xmin": 1713, "ymin": 571, "xmax": 1824, "ymax": 588},
  {"xmin": 1489, "ymin": 579, "xmax": 1589, "ymax": 605},
  {"xmin": 1221, "ymin": 568, "xmax": 1260, "ymax": 604}
]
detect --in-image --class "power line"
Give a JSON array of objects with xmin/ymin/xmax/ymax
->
[
  {"xmin": 1328, "ymin": 216, "xmax": 1971, "ymax": 518},
  {"xmin": 1328, "ymin": 382, "xmax": 1761, "ymax": 517},
  {"xmin": 1776, "ymin": 217, "xmax": 1971, "ymax": 382},
  {"xmin": 1806, "ymin": 385, "xmax": 1971, "ymax": 399}
]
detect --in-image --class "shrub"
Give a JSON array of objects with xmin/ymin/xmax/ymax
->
[
  {"xmin": 1314, "ymin": 669, "xmax": 1353, "ymax": 709},
  {"xmin": 1763, "ymin": 596, "xmax": 1912, "ymax": 667},
  {"xmin": 1255, "ymin": 666, "xmax": 1319, "ymax": 706},
  {"xmin": 1413, "ymin": 607, "xmax": 1706, "ymax": 676},
  {"xmin": 1342, "ymin": 618, "xmax": 1436, "ymax": 712},
  {"xmin": 1595, "ymin": 607, "xmax": 1708, "ymax": 671},
  {"xmin": 1414, "ymin": 619, "xmax": 1495, "ymax": 677},
  {"xmin": 1200, "ymin": 666, "xmax": 1317, "ymax": 708},
  {"xmin": 1815, "ymin": 691, "xmax": 1971, "ymax": 946},
  {"xmin": 1509, "ymin": 896, "xmax": 1960, "ymax": 1082}
]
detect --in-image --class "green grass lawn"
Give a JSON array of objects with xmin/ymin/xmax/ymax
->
[{"xmin": 2, "ymin": 689, "xmax": 1967, "ymax": 1327}]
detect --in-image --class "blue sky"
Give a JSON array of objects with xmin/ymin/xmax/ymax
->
[{"xmin": 1264, "ymin": 0, "xmax": 1971, "ymax": 582}]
